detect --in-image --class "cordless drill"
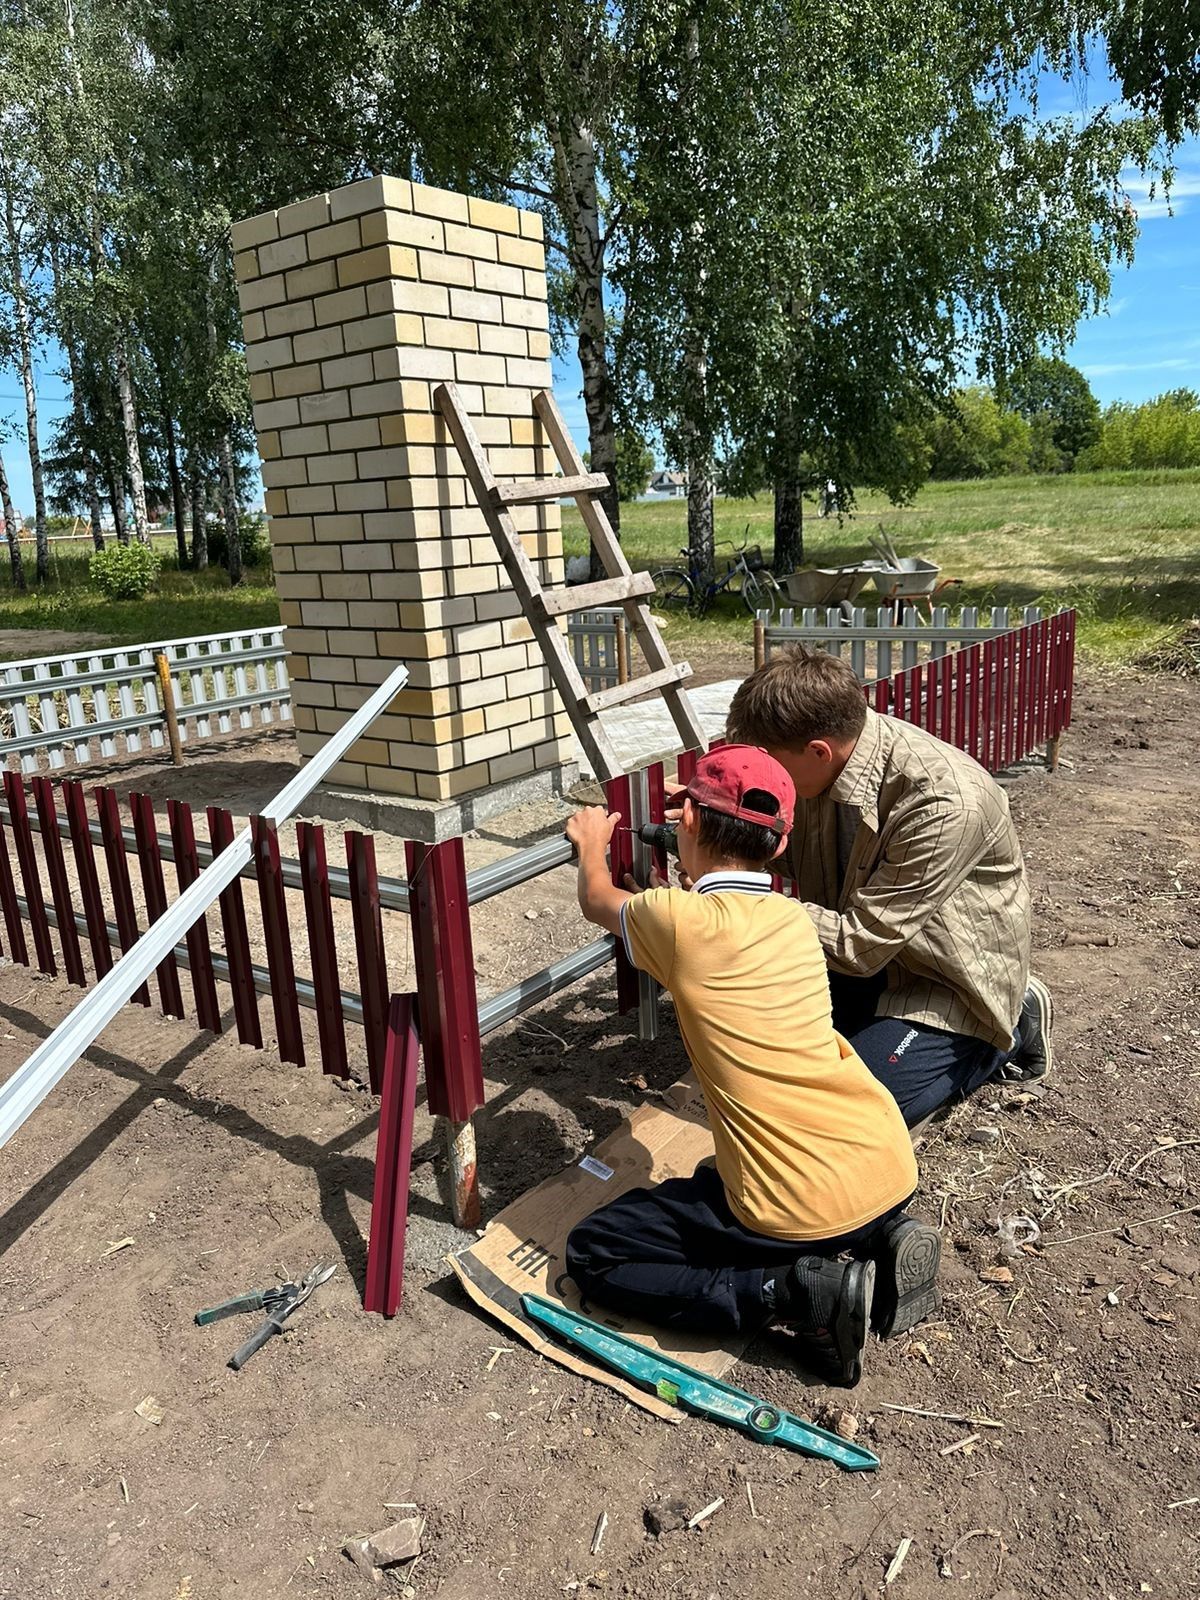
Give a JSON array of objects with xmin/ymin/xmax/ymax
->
[{"xmin": 636, "ymin": 821, "xmax": 680, "ymax": 859}]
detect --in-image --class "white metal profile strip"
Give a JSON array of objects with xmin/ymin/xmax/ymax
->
[{"xmin": 0, "ymin": 663, "xmax": 409, "ymax": 1148}]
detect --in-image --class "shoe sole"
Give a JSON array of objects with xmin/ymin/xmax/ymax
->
[
  {"xmin": 1024, "ymin": 975, "xmax": 1054, "ymax": 1081},
  {"xmin": 875, "ymin": 1224, "xmax": 942, "ymax": 1339},
  {"xmin": 833, "ymin": 1258, "xmax": 875, "ymax": 1387}
]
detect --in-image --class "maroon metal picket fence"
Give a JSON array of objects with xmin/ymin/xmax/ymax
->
[{"xmin": 0, "ymin": 607, "xmax": 1074, "ymax": 1314}]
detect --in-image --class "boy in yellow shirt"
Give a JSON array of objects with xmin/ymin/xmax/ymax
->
[{"xmin": 564, "ymin": 745, "xmax": 937, "ymax": 1387}]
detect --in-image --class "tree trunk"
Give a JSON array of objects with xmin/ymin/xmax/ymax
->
[
  {"xmin": 190, "ymin": 468, "xmax": 208, "ymax": 569},
  {"xmin": 49, "ymin": 240, "xmax": 104, "ymax": 552},
  {"xmin": 115, "ymin": 342, "xmax": 150, "ymax": 545},
  {"xmin": 106, "ymin": 461, "xmax": 129, "ymax": 544},
  {"xmin": 0, "ymin": 451, "xmax": 26, "ymax": 590},
  {"xmin": 773, "ymin": 467, "xmax": 804, "ymax": 574},
  {"xmin": 547, "ymin": 111, "xmax": 619, "ymax": 581},
  {"xmin": 4, "ymin": 187, "xmax": 49, "ymax": 583},
  {"xmin": 686, "ymin": 452, "xmax": 714, "ymax": 585},
  {"xmin": 162, "ymin": 404, "xmax": 188, "ymax": 569},
  {"xmin": 218, "ymin": 432, "xmax": 242, "ymax": 584},
  {"xmin": 85, "ymin": 457, "xmax": 105, "ymax": 550}
]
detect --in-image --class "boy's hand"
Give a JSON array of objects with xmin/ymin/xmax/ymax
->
[
  {"xmin": 622, "ymin": 867, "xmax": 668, "ymax": 892},
  {"xmin": 565, "ymin": 806, "xmax": 621, "ymax": 857}
]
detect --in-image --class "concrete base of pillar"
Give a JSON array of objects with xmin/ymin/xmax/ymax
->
[{"xmin": 312, "ymin": 760, "xmax": 581, "ymax": 842}]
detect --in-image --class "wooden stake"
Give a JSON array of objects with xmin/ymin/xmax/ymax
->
[{"xmin": 154, "ymin": 651, "xmax": 184, "ymax": 767}]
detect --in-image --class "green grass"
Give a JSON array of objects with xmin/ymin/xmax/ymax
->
[
  {"xmin": 3, "ymin": 470, "xmax": 1196, "ymax": 668},
  {"xmin": 563, "ymin": 469, "xmax": 1200, "ymax": 666},
  {"xmin": 0, "ymin": 537, "xmax": 279, "ymax": 659}
]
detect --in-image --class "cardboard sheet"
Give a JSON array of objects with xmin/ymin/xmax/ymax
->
[{"xmin": 448, "ymin": 1076, "xmax": 748, "ymax": 1419}]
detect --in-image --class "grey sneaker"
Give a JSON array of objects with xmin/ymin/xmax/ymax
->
[{"xmin": 1004, "ymin": 976, "xmax": 1054, "ymax": 1082}]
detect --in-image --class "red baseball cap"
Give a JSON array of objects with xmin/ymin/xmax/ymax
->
[{"xmin": 671, "ymin": 744, "xmax": 795, "ymax": 835}]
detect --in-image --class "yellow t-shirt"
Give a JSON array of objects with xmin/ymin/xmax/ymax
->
[{"xmin": 622, "ymin": 876, "xmax": 917, "ymax": 1241}]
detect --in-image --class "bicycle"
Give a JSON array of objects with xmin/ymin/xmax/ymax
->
[{"xmin": 652, "ymin": 528, "xmax": 785, "ymax": 619}]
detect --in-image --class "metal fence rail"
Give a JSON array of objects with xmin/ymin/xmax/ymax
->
[
  {"xmin": 0, "ymin": 626, "xmax": 291, "ymax": 772},
  {"xmin": 760, "ymin": 604, "xmax": 1043, "ymax": 682}
]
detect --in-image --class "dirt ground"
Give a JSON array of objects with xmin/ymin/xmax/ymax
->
[{"xmin": 2, "ymin": 667, "xmax": 1198, "ymax": 1600}]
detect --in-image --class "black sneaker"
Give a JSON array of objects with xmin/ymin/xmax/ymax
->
[
  {"xmin": 1004, "ymin": 976, "xmax": 1054, "ymax": 1082},
  {"xmin": 778, "ymin": 1256, "xmax": 876, "ymax": 1388},
  {"xmin": 869, "ymin": 1215, "xmax": 942, "ymax": 1338}
]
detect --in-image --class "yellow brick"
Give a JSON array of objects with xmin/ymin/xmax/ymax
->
[
  {"xmin": 444, "ymin": 222, "xmax": 499, "ymax": 262},
  {"xmin": 468, "ymin": 196, "xmax": 520, "ymax": 235},
  {"xmin": 259, "ymin": 233, "xmax": 309, "ymax": 275},
  {"xmin": 474, "ymin": 259, "xmax": 526, "ymax": 296},
  {"xmin": 519, "ymin": 208, "xmax": 544, "ymax": 241},
  {"xmin": 423, "ymin": 317, "xmax": 479, "ymax": 352},
  {"xmin": 345, "ymin": 311, "xmax": 423, "ymax": 352},
  {"xmin": 238, "ymin": 274, "xmax": 286, "ymax": 311},
  {"xmin": 264, "ymin": 300, "xmax": 315, "ymax": 338},
  {"xmin": 361, "ymin": 209, "xmax": 443, "ymax": 250},
  {"xmin": 288, "ymin": 485, "xmax": 337, "ymax": 514},
  {"xmin": 527, "ymin": 329, "xmax": 552, "ymax": 359},
  {"xmin": 498, "ymin": 234, "xmax": 544, "ymax": 270},
  {"xmin": 379, "ymin": 413, "xmax": 439, "ymax": 447},
  {"xmin": 523, "ymin": 268, "xmax": 549, "ymax": 301},
  {"xmin": 264, "ymin": 488, "xmax": 289, "ymax": 516},
  {"xmin": 307, "ymin": 453, "xmax": 358, "ymax": 484},
  {"xmin": 261, "ymin": 458, "xmax": 307, "ymax": 489},
  {"xmin": 336, "ymin": 481, "xmax": 389, "ymax": 513},
  {"xmin": 327, "ymin": 759, "xmax": 368, "ymax": 788},
  {"xmin": 306, "ymin": 217, "xmax": 362, "ymax": 259},
  {"xmin": 455, "ymin": 351, "xmax": 506, "ymax": 385},
  {"xmin": 272, "ymin": 363, "xmax": 323, "ymax": 399},
  {"xmin": 329, "ymin": 418, "xmax": 382, "ymax": 451},
  {"xmin": 416, "ymin": 250, "xmax": 474, "ymax": 287},
  {"xmin": 299, "ymin": 390, "xmax": 351, "ymax": 425},
  {"xmin": 506, "ymin": 355, "xmax": 553, "ymax": 388},
  {"xmin": 489, "ymin": 748, "xmax": 541, "ymax": 784},
  {"xmin": 255, "ymin": 397, "xmax": 300, "ymax": 430},
  {"xmin": 329, "ymin": 174, "xmax": 412, "ymax": 221},
  {"xmin": 387, "ymin": 476, "xmax": 466, "ymax": 510},
  {"xmin": 367, "ymin": 277, "xmax": 449, "ymax": 317},
  {"xmin": 231, "ymin": 209, "xmax": 279, "ymax": 252},
  {"xmin": 265, "ymin": 515, "xmax": 314, "ymax": 544},
  {"xmin": 280, "ymin": 423, "xmax": 329, "ymax": 457},
  {"xmin": 337, "ymin": 244, "xmax": 419, "ymax": 288},
  {"xmin": 257, "ymin": 429, "xmax": 281, "ymax": 460},
  {"xmin": 410, "ymin": 182, "xmax": 470, "ymax": 223},
  {"xmin": 502, "ymin": 295, "xmax": 549, "ymax": 330},
  {"xmin": 313, "ymin": 285, "xmax": 368, "ymax": 326},
  {"xmin": 313, "ymin": 513, "xmax": 367, "ymax": 541},
  {"xmin": 276, "ymin": 192, "xmax": 332, "ymax": 236},
  {"xmin": 242, "ymin": 309, "xmax": 267, "ymax": 344},
  {"xmin": 371, "ymin": 346, "xmax": 455, "ymax": 383},
  {"xmin": 479, "ymin": 323, "xmax": 528, "ymax": 358},
  {"xmin": 249, "ymin": 371, "xmax": 274, "ymax": 403},
  {"xmin": 245, "ymin": 336, "xmax": 294, "ymax": 373},
  {"xmin": 286, "ymin": 261, "xmax": 338, "ymax": 301},
  {"xmin": 233, "ymin": 249, "xmax": 259, "ymax": 283},
  {"xmin": 293, "ymin": 325, "xmax": 344, "ymax": 363},
  {"xmin": 321, "ymin": 353, "xmax": 376, "ymax": 389}
]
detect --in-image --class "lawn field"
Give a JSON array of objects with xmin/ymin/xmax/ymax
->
[
  {"xmin": 563, "ymin": 468, "xmax": 1200, "ymax": 666},
  {"xmin": 0, "ymin": 470, "xmax": 1196, "ymax": 666}
]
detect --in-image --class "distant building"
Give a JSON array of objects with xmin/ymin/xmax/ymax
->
[
  {"xmin": 649, "ymin": 469, "xmax": 686, "ymax": 497},
  {"xmin": 0, "ymin": 508, "xmax": 24, "ymax": 539}
]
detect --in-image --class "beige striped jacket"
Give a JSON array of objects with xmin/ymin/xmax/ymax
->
[{"xmin": 783, "ymin": 708, "xmax": 1031, "ymax": 1050}]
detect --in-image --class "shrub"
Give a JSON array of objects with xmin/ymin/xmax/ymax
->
[
  {"xmin": 206, "ymin": 514, "xmax": 271, "ymax": 570},
  {"xmin": 89, "ymin": 540, "xmax": 161, "ymax": 600}
]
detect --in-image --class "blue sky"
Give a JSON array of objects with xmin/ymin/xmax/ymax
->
[{"xmin": 3, "ymin": 120, "xmax": 1198, "ymax": 516}]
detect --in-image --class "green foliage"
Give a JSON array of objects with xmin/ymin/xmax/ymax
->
[
  {"xmin": 924, "ymin": 389, "xmax": 1034, "ymax": 480},
  {"xmin": 1079, "ymin": 389, "xmax": 1200, "ymax": 470},
  {"xmin": 206, "ymin": 514, "xmax": 271, "ymax": 570},
  {"xmin": 89, "ymin": 539, "xmax": 161, "ymax": 600},
  {"xmin": 614, "ymin": 430, "xmax": 654, "ymax": 501},
  {"xmin": 1006, "ymin": 357, "xmax": 1101, "ymax": 465}
]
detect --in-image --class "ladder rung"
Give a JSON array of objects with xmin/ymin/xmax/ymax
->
[
  {"xmin": 538, "ymin": 572, "xmax": 656, "ymax": 618},
  {"xmin": 491, "ymin": 472, "xmax": 610, "ymax": 506},
  {"xmin": 583, "ymin": 663, "xmax": 692, "ymax": 715}
]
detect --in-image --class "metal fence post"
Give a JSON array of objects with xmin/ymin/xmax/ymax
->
[
  {"xmin": 405, "ymin": 836, "xmax": 484, "ymax": 1229},
  {"xmin": 603, "ymin": 774, "xmax": 638, "ymax": 1016},
  {"xmin": 363, "ymin": 994, "xmax": 420, "ymax": 1317}
]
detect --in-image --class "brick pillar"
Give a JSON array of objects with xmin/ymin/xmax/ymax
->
[{"xmin": 231, "ymin": 177, "xmax": 575, "ymax": 807}]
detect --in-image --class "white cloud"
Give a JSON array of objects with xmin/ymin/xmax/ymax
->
[{"xmin": 1081, "ymin": 356, "xmax": 1193, "ymax": 377}]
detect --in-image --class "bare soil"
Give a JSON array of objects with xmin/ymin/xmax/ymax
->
[{"xmin": 2, "ymin": 668, "xmax": 1198, "ymax": 1600}]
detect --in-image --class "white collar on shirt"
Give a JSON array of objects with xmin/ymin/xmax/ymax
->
[{"xmin": 692, "ymin": 869, "xmax": 774, "ymax": 896}]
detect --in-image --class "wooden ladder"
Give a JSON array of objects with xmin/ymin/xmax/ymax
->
[{"xmin": 433, "ymin": 381, "xmax": 707, "ymax": 781}]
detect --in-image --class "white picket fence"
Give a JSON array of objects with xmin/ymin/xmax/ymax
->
[
  {"xmin": 761, "ymin": 603, "xmax": 1045, "ymax": 682},
  {"xmin": 0, "ymin": 626, "xmax": 291, "ymax": 772}
]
